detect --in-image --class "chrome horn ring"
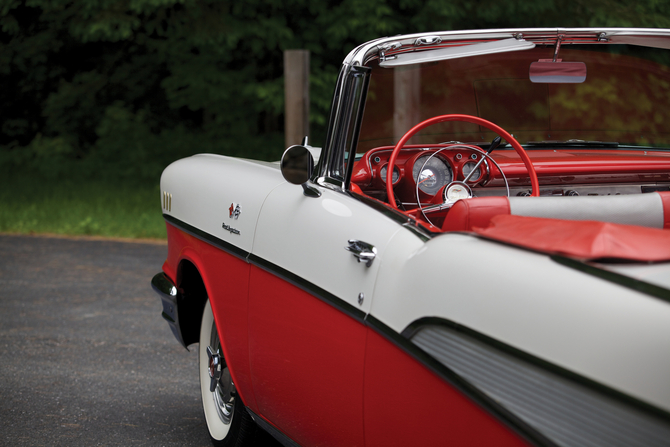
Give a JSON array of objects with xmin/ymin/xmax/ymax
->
[{"xmin": 416, "ymin": 144, "xmax": 509, "ymax": 227}]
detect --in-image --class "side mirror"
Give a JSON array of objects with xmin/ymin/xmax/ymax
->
[
  {"xmin": 281, "ymin": 145, "xmax": 314, "ymax": 185},
  {"xmin": 281, "ymin": 145, "xmax": 321, "ymax": 197}
]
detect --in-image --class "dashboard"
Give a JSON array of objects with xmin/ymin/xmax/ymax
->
[
  {"xmin": 351, "ymin": 144, "xmax": 492, "ymax": 206},
  {"xmin": 350, "ymin": 144, "xmax": 670, "ymax": 209}
]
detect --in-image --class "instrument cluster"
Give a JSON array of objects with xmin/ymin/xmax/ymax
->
[{"xmin": 362, "ymin": 146, "xmax": 490, "ymax": 200}]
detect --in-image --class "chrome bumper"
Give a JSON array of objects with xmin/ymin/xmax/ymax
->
[{"xmin": 151, "ymin": 272, "xmax": 188, "ymax": 349}]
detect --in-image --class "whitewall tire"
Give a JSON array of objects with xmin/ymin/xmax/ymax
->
[{"xmin": 199, "ymin": 299, "xmax": 256, "ymax": 446}]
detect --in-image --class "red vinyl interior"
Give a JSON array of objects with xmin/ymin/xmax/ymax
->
[
  {"xmin": 473, "ymin": 214, "xmax": 670, "ymax": 261},
  {"xmin": 439, "ymin": 192, "xmax": 670, "ymax": 261}
]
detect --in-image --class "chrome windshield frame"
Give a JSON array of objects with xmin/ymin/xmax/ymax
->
[
  {"xmin": 315, "ymin": 27, "xmax": 670, "ymax": 192},
  {"xmin": 313, "ymin": 63, "xmax": 371, "ymax": 191}
]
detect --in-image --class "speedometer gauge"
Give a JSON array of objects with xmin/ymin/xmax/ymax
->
[{"xmin": 412, "ymin": 155, "xmax": 453, "ymax": 195}]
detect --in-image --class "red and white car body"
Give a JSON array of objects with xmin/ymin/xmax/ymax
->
[{"xmin": 153, "ymin": 28, "xmax": 670, "ymax": 447}]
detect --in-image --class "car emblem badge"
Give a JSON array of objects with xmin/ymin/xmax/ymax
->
[{"xmin": 229, "ymin": 203, "xmax": 241, "ymax": 220}]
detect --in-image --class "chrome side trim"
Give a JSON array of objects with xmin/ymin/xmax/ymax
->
[
  {"xmin": 248, "ymin": 254, "xmax": 367, "ymax": 323},
  {"xmin": 365, "ymin": 315, "xmax": 556, "ymax": 447},
  {"xmin": 552, "ymin": 256, "xmax": 670, "ymax": 304},
  {"xmin": 405, "ymin": 318, "xmax": 670, "ymax": 447},
  {"xmin": 164, "ymin": 214, "xmax": 249, "ymax": 261},
  {"xmin": 163, "ymin": 215, "xmax": 367, "ymax": 323}
]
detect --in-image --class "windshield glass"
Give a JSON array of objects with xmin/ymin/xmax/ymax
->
[{"xmin": 358, "ymin": 44, "xmax": 670, "ymax": 152}]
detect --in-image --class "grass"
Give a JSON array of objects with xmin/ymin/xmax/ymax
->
[{"xmin": 0, "ymin": 175, "xmax": 166, "ymax": 240}]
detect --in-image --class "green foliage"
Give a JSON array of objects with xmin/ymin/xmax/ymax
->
[
  {"xmin": 0, "ymin": 174, "xmax": 166, "ymax": 239},
  {"xmin": 0, "ymin": 0, "xmax": 669, "ymax": 186}
]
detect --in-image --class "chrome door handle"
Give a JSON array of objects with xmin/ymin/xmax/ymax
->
[{"xmin": 346, "ymin": 240, "xmax": 377, "ymax": 267}]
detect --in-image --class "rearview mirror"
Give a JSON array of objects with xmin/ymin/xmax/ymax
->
[{"xmin": 529, "ymin": 60, "xmax": 586, "ymax": 83}]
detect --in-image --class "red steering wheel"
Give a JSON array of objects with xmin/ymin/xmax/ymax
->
[{"xmin": 386, "ymin": 114, "xmax": 539, "ymax": 209}]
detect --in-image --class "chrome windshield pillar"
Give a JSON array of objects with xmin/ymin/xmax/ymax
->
[{"xmin": 316, "ymin": 63, "xmax": 371, "ymax": 191}]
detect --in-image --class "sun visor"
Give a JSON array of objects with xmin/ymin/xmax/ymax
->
[{"xmin": 380, "ymin": 38, "xmax": 536, "ymax": 67}]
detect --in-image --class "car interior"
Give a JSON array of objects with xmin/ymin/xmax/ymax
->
[{"xmin": 346, "ymin": 42, "xmax": 670, "ymax": 257}]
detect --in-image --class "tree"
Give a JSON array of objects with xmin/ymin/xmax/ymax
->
[{"xmin": 0, "ymin": 0, "xmax": 668, "ymax": 181}]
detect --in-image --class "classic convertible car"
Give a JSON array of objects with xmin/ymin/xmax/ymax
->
[{"xmin": 152, "ymin": 28, "xmax": 670, "ymax": 446}]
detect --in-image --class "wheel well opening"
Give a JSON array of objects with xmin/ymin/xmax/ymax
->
[{"xmin": 177, "ymin": 260, "xmax": 208, "ymax": 347}]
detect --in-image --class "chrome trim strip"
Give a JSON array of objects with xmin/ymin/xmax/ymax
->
[
  {"xmin": 248, "ymin": 254, "xmax": 366, "ymax": 323},
  {"xmin": 163, "ymin": 215, "xmax": 367, "ymax": 323},
  {"xmin": 365, "ymin": 314, "xmax": 557, "ymax": 447},
  {"xmin": 404, "ymin": 318, "xmax": 670, "ymax": 446},
  {"xmin": 343, "ymin": 28, "xmax": 670, "ymax": 67},
  {"xmin": 551, "ymin": 256, "xmax": 670, "ymax": 304},
  {"xmin": 163, "ymin": 214, "xmax": 249, "ymax": 261}
]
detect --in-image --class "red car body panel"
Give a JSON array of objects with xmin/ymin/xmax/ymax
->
[
  {"xmin": 248, "ymin": 266, "xmax": 367, "ymax": 447},
  {"xmin": 164, "ymin": 222, "xmax": 534, "ymax": 446},
  {"xmin": 363, "ymin": 328, "xmax": 530, "ymax": 446},
  {"xmin": 164, "ymin": 223, "xmax": 259, "ymax": 413}
]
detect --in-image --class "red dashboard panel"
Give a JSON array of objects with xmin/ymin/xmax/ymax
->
[
  {"xmin": 352, "ymin": 144, "xmax": 497, "ymax": 203},
  {"xmin": 352, "ymin": 145, "xmax": 670, "ymax": 201}
]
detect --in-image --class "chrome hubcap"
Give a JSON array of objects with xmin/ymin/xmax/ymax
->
[
  {"xmin": 207, "ymin": 331, "xmax": 236, "ymax": 425},
  {"xmin": 206, "ymin": 346, "xmax": 222, "ymax": 392}
]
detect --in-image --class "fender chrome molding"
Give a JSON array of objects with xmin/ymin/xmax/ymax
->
[
  {"xmin": 402, "ymin": 317, "xmax": 670, "ymax": 446},
  {"xmin": 365, "ymin": 314, "xmax": 557, "ymax": 447},
  {"xmin": 164, "ymin": 214, "xmax": 367, "ymax": 323},
  {"xmin": 164, "ymin": 214, "xmax": 249, "ymax": 261},
  {"xmin": 552, "ymin": 255, "xmax": 670, "ymax": 304}
]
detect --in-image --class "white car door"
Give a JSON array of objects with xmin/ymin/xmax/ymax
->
[{"xmin": 248, "ymin": 183, "xmax": 403, "ymax": 447}]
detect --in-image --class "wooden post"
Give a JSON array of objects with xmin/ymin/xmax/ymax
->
[
  {"xmin": 394, "ymin": 66, "xmax": 421, "ymax": 143},
  {"xmin": 284, "ymin": 50, "xmax": 310, "ymax": 148}
]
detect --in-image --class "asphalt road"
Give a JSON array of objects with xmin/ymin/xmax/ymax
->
[{"xmin": 0, "ymin": 234, "xmax": 279, "ymax": 447}]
